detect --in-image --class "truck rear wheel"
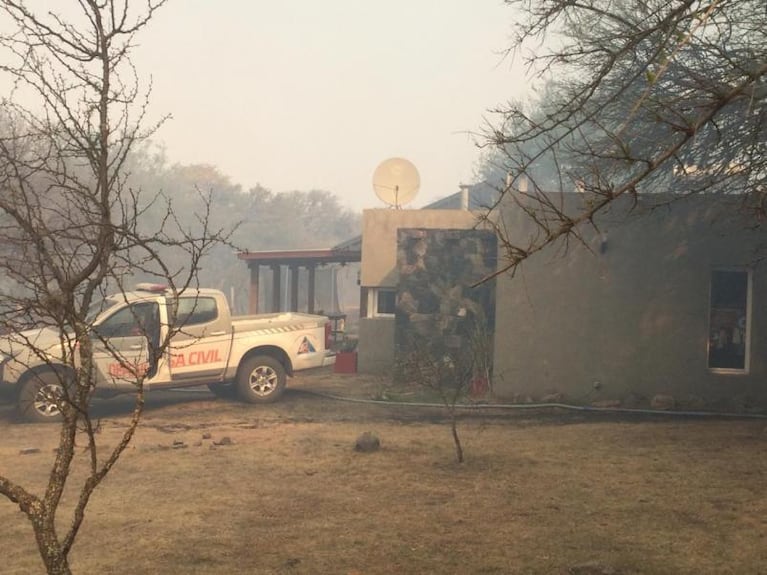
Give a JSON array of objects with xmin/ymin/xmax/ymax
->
[
  {"xmin": 18, "ymin": 372, "xmax": 68, "ymax": 423},
  {"xmin": 236, "ymin": 355, "xmax": 286, "ymax": 403}
]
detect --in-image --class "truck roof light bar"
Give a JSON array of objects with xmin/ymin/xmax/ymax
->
[{"xmin": 134, "ymin": 283, "xmax": 169, "ymax": 293}]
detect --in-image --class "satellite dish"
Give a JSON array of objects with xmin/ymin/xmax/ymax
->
[{"xmin": 372, "ymin": 157, "xmax": 420, "ymax": 208}]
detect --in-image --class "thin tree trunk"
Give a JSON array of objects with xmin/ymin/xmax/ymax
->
[
  {"xmin": 450, "ymin": 410, "xmax": 464, "ymax": 464},
  {"xmin": 32, "ymin": 515, "xmax": 71, "ymax": 575}
]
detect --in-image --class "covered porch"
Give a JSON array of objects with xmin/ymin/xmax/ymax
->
[{"xmin": 237, "ymin": 248, "xmax": 361, "ymax": 315}]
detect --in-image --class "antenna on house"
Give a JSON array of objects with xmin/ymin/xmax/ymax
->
[{"xmin": 372, "ymin": 157, "xmax": 420, "ymax": 208}]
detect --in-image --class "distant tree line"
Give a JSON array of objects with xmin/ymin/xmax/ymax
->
[{"xmin": 123, "ymin": 146, "xmax": 361, "ymax": 311}]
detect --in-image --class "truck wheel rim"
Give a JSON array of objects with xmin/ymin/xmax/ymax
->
[
  {"xmin": 34, "ymin": 383, "xmax": 63, "ymax": 417},
  {"xmin": 248, "ymin": 366, "xmax": 277, "ymax": 396}
]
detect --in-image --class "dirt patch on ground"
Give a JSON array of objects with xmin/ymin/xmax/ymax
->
[{"xmin": 1, "ymin": 370, "xmax": 766, "ymax": 574}]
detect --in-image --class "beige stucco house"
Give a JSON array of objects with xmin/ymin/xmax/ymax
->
[{"xmin": 240, "ymin": 183, "xmax": 767, "ymax": 411}]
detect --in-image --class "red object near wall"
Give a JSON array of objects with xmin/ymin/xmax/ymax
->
[
  {"xmin": 470, "ymin": 376, "xmax": 489, "ymax": 397},
  {"xmin": 334, "ymin": 351, "xmax": 358, "ymax": 374}
]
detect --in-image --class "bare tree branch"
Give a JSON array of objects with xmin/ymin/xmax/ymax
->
[
  {"xmin": 480, "ymin": 0, "xmax": 767, "ymax": 278},
  {"xmin": 0, "ymin": 3, "xmax": 229, "ymax": 573}
]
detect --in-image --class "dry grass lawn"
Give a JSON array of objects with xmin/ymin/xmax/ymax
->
[{"xmin": 1, "ymin": 372, "xmax": 766, "ymax": 574}]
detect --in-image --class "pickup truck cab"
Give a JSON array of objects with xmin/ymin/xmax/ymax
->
[{"xmin": 0, "ymin": 284, "xmax": 335, "ymax": 422}]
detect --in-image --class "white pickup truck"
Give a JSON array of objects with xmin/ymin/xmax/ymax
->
[{"xmin": 0, "ymin": 284, "xmax": 335, "ymax": 422}]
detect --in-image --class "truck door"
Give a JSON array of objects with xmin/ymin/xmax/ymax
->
[
  {"xmin": 92, "ymin": 301, "xmax": 161, "ymax": 388},
  {"xmin": 165, "ymin": 295, "xmax": 230, "ymax": 385}
]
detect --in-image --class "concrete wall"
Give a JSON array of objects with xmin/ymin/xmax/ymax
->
[
  {"xmin": 493, "ymin": 193, "xmax": 767, "ymax": 410},
  {"xmin": 357, "ymin": 317, "xmax": 396, "ymax": 374},
  {"xmin": 357, "ymin": 209, "xmax": 479, "ymax": 374}
]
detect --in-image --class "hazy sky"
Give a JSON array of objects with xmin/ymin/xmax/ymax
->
[
  {"xmin": 126, "ymin": 1, "xmax": 529, "ymax": 211},
  {"xmin": 1, "ymin": 2, "xmax": 527, "ymax": 211}
]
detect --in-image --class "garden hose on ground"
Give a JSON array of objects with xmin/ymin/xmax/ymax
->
[
  {"xmin": 291, "ymin": 388, "xmax": 767, "ymax": 420},
  {"xmin": 167, "ymin": 385, "xmax": 767, "ymax": 420}
]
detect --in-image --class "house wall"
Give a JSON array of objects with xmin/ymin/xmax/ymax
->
[
  {"xmin": 357, "ymin": 209, "xmax": 478, "ymax": 374},
  {"xmin": 493, "ymin": 193, "xmax": 767, "ymax": 410},
  {"xmin": 360, "ymin": 209, "xmax": 477, "ymax": 287},
  {"xmin": 394, "ymin": 228, "xmax": 497, "ymax": 383},
  {"xmin": 358, "ymin": 316, "xmax": 396, "ymax": 373}
]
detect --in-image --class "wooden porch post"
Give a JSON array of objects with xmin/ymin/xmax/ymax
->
[
  {"xmin": 289, "ymin": 265, "xmax": 299, "ymax": 312},
  {"xmin": 307, "ymin": 265, "xmax": 316, "ymax": 314},
  {"xmin": 271, "ymin": 264, "xmax": 281, "ymax": 312},
  {"xmin": 248, "ymin": 264, "xmax": 260, "ymax": 314}
]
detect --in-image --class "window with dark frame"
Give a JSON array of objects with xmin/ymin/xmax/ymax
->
[
  {"xmin": 175, "ymin": 297, "xmax": 218, "ymax": 326},
  {"xmin": 376, "ymin": 289, "xmax": 396, "ymax": 316},
  {"xmin": 97, "ymin": 302, "xmax": 160, "ymax": 339},
  {"xmin": 708, "ymin": 269, "xmax": 750, "ymax": 371}
]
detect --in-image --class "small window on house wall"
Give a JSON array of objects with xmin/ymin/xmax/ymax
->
[
  {"xmin": 377, "ymin": 289, "xmax": 396, "ymax": 315},
  {"xmin": 708, "ymin": 269, "xmax": 751, "ymax": 372},
  {"xmin": 366, "ymin": 288, "xmax": 396, "ymax": 317}
]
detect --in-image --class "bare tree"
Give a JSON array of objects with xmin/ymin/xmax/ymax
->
[
  {"xmin": 398, "ymin": 309, "xmax": 491, "ymax": 464},
  {"xmin": 400, "ymin": 337, "xmax": 472, "ymax": 463},
  {"xmin": 0, "ymin": 3, "xmax": 228, "ymax": 573},
  {"xmin": 481, "ymin": 0, "xmax": 767, "ymax": 276}
]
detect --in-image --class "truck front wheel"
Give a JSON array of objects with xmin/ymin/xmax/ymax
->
[
  {"xmin": 18, "ymin": 372, "xmax": 68, "ymax": 423},
  {"xmin": 237, "ymin": 355, "xmax": 286, "ymax": 403}
]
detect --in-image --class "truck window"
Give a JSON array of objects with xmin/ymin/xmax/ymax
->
[
  {"xmin": 175, "ymin": 297, "xmax": 218, "ymax": 327},
  {"xmin": 97, "ymin": 302, "xmax": 160, "ymax": 339}
]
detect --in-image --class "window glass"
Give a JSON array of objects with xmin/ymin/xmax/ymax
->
[
  {"xmin": 98, "ymin": 302, "xmax": 159, "ymax": 338},
  {"xmin": 376, "ymin": 290, "xmax": 396, "ymax": 315},
  {"xmin": 175, "ymin": 297, "xmax": 218, "ymax": 326},
  {"xmin": 86, "ymin": 297, "xmax": 117, "ymax": 325},
  {"xmin": 708, "ymin": 270, "xmax": 749, "ymax": 370}
]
